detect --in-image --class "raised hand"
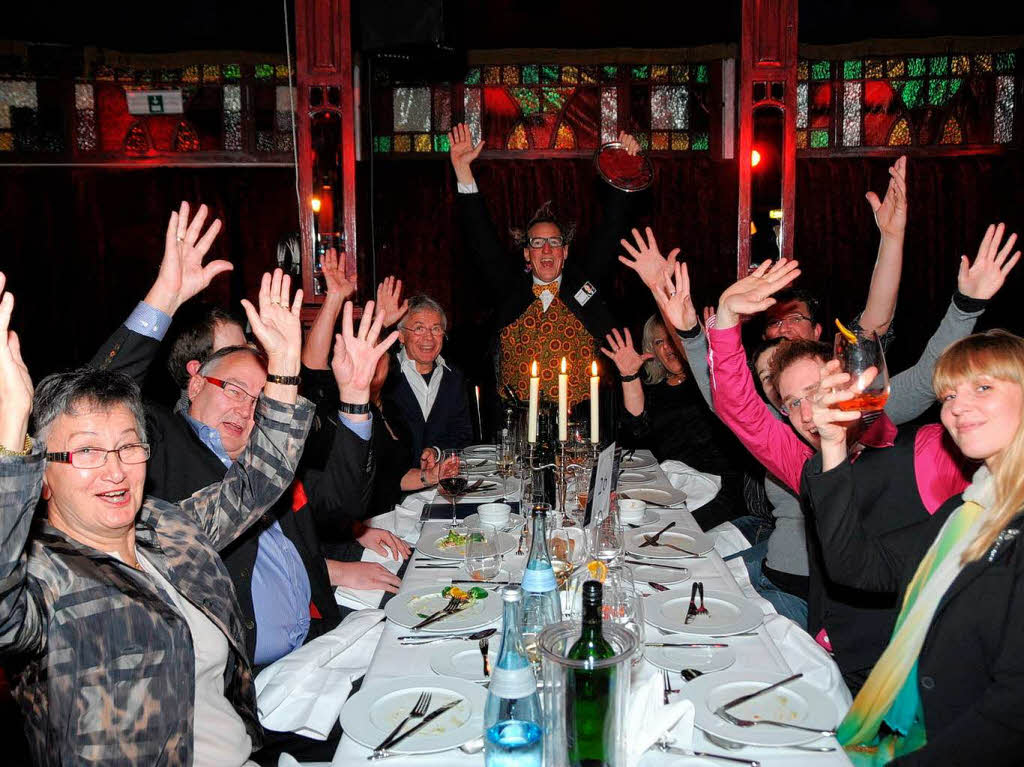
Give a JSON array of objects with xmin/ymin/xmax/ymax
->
[
  {"xmin": 145, "ymin": 201, "xmax": 230, "ymax": 315},
  {"xmin": 321, "ymin": 248, "xmax": 356, "ymax": 299},
  {"xmin": 331, "ymin": 300, "xmax": 400, "ymax": 404},
  {"xmin": 651, "ymin": 260, "xmax": 699, "ymax": 332},
  {"xmin": 0, "ymin": 273, "xmax": 33, "ymax": 452},
  {"xmin": 601, "ymin": 328, "xmax": 653, "ymax": 377},
  {"xmin": 376, "ymin": 275, "xmax": 410, "ymax": 327},
  {"xmin": 240, "ymin": 269, "xmax": 303, "ymax": 375},
  {"xmin": 866, "ymin": 156, "xmax": 907, "ymax": 240},
  {"xmin": 702, "ymin": 306, "xmax": 715, "ymax": 326},
  {"xmin": 716, "ymin": 259, "xmax": 802, "ymax": 329},
  {"xmin": 809, "ymin": 360, "xmax": 865, "ymax": 469},
  {"xmin": 448, "ymin": 122, "xmax": 484, "ymax": 185},
  {"xmin": 958, "ymin": 222, "xmax": 1021, "ymax": 300},
  {"xmin": 618, "ymin": 131, "xmax": 641, "ymax": 156},
  {"xmin": 619, "ymin": 227, "xmax": 680, "ymax": 288}
]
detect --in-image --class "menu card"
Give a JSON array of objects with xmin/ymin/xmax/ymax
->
[{"xmin": 583, "ymin": 441, "xmax": 618, "ymax": 528}]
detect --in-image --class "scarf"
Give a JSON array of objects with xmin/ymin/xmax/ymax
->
[{"xmin": 841, "ymin": 465, "xmax": 994, "ymax": 765}]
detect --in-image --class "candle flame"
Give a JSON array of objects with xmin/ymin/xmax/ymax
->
[
  {"xmin": 311, "ymin": 196, "xmax": 321, "ymax": 213},
  {"xmin": 531, "ymin": 360, "xmax": 538, "ymax": 377},
  {"xmin": 560, "ymin": 357, "xmax": 567, "ymax": 374},
  {"xmin": 591, "ymin": 360, "xmax": 598, "ymax": 376}
]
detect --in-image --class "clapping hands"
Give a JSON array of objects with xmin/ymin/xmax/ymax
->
[{"xmin": 958, "ymin": 223, "xmax": 1021, "ymax": 300}]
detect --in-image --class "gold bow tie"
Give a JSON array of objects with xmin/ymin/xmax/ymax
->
[{"xmin": 532, "ymin": 281, "xmax": 559, "ymax": 298}]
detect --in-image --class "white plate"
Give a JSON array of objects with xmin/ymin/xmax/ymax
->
[
  {"xmin": 620, "ymin": 486, "xmax": 687, "ymax": 507},
  {"xmin": 463, "ymin": 512, "xmax": 526, "ymax": 533},
  {"xmin": 417, "ymin": 529, "xmax": 518, "ymax": 561},
  {"xmin": 620, "ymin": 452, "xmax": 658, "ymax": 470},
  {"xmin": 460, "ymin": 480, "xmax": 507, "ymax": 502},
  {"xmin": 645, "ymin": 643, "xmax": 736, "ymax": 674},
  {"xmin": 620, "ymin": 510, "xmax": 661, "ymax": 527},
  {"xmin": 384, "ymin": 585, "xmax": 504, "ymax": 633},
  {"xmin": 628, "ymin": 561, "xmax": 688, "ymax": 585},
  {"xmin": 428, "ymin": 641, "xmax": 500, "ymax": 682},
  {"xmin": 619, "ymin": 470, "xmax": 658, "ymax": 483},
  {"xmin": 451, "ymin": 565, "xmax": 515, "ymax": 583},
  {"xmin": 463, "ymin": 445, "xmax": 497, "ymax": 457},
  {"xmin": 684, "ymin": 670, "xmax": 840, "ymax": 747},
  {"xmin": 644, "ymin": 589, "xmax": 763, "ymax": 636},
  {"xmin": 625, "ymin": 526, "xmax": 714, "ymax": 558},
  {"xmin": 340, "ymin": 675, "xmax": 488, "ymax": 754}
]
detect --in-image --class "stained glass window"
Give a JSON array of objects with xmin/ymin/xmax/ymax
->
[{"xmin": 372, "ymin": 60, "xmax": 713, "ymax": 154}]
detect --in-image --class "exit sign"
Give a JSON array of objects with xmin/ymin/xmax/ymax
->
[{"xmin": 126, "ymin": 90, "xmax": 184, "ymax": 115}]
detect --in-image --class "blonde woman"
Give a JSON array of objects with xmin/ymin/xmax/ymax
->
[{"xmin": 803, "ymin": 329, "xmax": 1024, "ymax": 765}]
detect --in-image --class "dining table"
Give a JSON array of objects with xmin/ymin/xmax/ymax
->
[{"xmin": 327, "ymin": 449, "xmax": 854, "ymax": 766}]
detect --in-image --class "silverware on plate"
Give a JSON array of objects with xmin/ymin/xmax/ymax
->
[
  {"xmin": 639, "ymin": 521, "xmax": 675, "ymax": 548},
  {"xmin": 368, "ymin": 698, "xmax": 461, "ymax": 760}
]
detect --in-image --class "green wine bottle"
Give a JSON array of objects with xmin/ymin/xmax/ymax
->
[{"xmin": 566, "ymin": 580, "xmax": 616, "ymax": 767}]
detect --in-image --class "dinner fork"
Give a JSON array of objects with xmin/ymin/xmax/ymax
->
[
  {"xmin": 714, "ymin": 707, "xmax": 836, "ymax": 737},
  {"xmin": 373, "ymin": 691, "xmax": 432, "ymax": 754},
  {"xmin": 661, "ymin": 670, "xmax": 679, "ymax": 705},
  {"xmin": 411, "ymin": 597, "xmax": 462, "ymax": 630},
  {"xmin": 696, "ymin": 582, "xmax": 709, "ymax": 618}
]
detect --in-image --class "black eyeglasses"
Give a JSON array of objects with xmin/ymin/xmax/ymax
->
[
  {"xmin": 203, "ymin": 376, "xmax": 259, "ymax": 405},
  {"xmin": 46, "ymin": 443, "xmax": 151, "ymax": 469}
]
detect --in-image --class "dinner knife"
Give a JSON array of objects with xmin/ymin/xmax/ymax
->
[
  {"xmin": 638, "ymin": 521, "xmax": 675, "ymax": 548},
  {"xmin": 369, "ymin": 699, "xmax": 462, "ymax": 758},
  {"xmin": 720, "ymin": 672, "xmax": 803, "ymax": 713},
  {"xmin": 642, "ymin": 536, "xmax": 700, "ymax": 555},
  {"xmin": 414, "ymin": 603, "xmax": 471, "ymax": 630},
  {"xmin": 645, "ymin": 642, "xmax": 729, "ymax": 648},
  {"xmin": 655, "ymin": 744, "xmax": 759, "ymax": 766},
  {"xmin": 684, "ymin": 582, "xmax": 699, "ymax": 625},
  {"xmin": 625, "ymin": 559, "xmax": 695, "ymax": 570}
]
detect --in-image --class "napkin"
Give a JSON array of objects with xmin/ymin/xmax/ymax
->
[
  {"xmin": 705, "ymin": 521, "xmax": 751, "ymax": 559},
  {"xmin": 255, "ymin": 609, "xmax": 385, "ymax": 740},
  {"xmin": 763, "ymin": 613, "xmax": 853, "ymax": 713},
  {"xmin": 660, "ymin": 461, "xmax": 722, "ymax": 510},
  {"xmin": 625, "ymin": 673, "xmax": 696, "ymax": 766},
  {"xmin": 333, "ymin": 548, "xmax": 404, "ymax": 611}
]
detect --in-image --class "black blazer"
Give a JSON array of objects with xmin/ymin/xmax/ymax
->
[
  {"xmin": 91, "ymin": 324, "xmax": 367, "ymax": 664},
  {"xmin": 804, "ymin": 457, "xmax": 1024, "ymax": 765},
  {"xmin": 382, "ymin": 360, "xmax": 473, "ymax": 463},
  {"xmin": 456, "ymin": 185, "xmax": 634, "ymax": 359}
]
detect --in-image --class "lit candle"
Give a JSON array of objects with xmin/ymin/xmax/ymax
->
[
  {"xmin": 474, "ymin": 385, "xmax": 482, "ymax": 437},
  {"xmin": 590, "ymin": 360, "xmax": 600, "ymax": 444},
  {"xmin": 528, "ymin": 361, "xmax": 539, "ymax": 444},
  {"xmin": 558, "ymin": 357, "xmax": 568, "ymax": 442}
]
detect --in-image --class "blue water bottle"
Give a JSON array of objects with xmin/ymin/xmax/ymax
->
[{"xmin": 520, "ymin": 504, "xmax": 562, "ymax": 664}]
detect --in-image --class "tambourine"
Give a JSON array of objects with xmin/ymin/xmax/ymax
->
[{"xmin": 594, "ymin": 141, "xmax": 653, "ymax": 192}]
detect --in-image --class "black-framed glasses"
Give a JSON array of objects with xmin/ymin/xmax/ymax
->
[
  {"xmin": 203, "ymin": 376, "xmax": 258, "ymax": 405},
  {"xmin": 46, "ymin": 443, "xmax": 151, "ymax": 469},
  {"xmin": 528, "ymin": 235, "xmax": 564, "ymax": 249}
]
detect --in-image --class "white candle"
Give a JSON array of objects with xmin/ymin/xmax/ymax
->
[
  {"xmin": 528, "ymin": 361, "xmax": 539, "ymax": 444},
  {"xmin": 590, "ymin": 360, "xmax": 600, "ymax": 444},
  {"xmin": 474, "ymin": 385, "xmax": 482, "ymax": 437},
  {"xmin": 558, "ymin": 357, "xmax": 568, "ymax": 442}
]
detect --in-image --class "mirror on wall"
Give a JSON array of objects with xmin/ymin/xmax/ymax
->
[
  {"xmin": 750, "ymin": 104, "xmax": 783, "ymax": 266},
  {"xmin": 309, "ymin": 109, "xmax": 344, "ymax": 295}
]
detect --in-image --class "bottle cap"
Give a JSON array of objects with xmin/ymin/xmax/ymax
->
[
  {"xmin": 531, "ymin": 502, "xmax": 550, "ymax": 518},
  {"xmin": 501, "ymin": 584, "xmax": 523, "ymax": 602},
  {"xmin": 582, "ymin": 579, "xmax": 603, "ymax": 605}
]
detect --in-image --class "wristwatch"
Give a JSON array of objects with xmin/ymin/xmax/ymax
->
[
  {"xmin": 620, "ymin": 371, "xmax": 641, "ymax": 382},
  {"xmin": 338, "ymin": 401, "xmax": 371, "ymax": 415},
  {"xmin": 266, "ymin": 373, "xmax": 301, "ymax": 386}
]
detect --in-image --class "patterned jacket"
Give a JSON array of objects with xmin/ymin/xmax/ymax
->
[{"xmin": 0, "ymin": 395, "xmax": 313, "ymax": 766}]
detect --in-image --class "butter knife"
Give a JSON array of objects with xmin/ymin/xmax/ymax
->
[
  {"xmin": 369, "ymin": 699, "xmax": 462, "ymax": 759},
  {"xmin": 721, "ymin": 672, "xmax": 803, "ymax": 712},
  {"xmin": 639, "ymin": 521, "xmax": 675, "ymax": 548},
  {"xmin": 655, "ymin": 743, "xmax": 759, "ymax": 766},
  {"xmin": 642, "ymin": 535, "xmax": 699, "ymax": 555}
]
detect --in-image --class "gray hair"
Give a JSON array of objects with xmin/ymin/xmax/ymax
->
[
  {"xmin": 33, "ymin": 368, "xmax": 148, "ymax": 446},
  {"xmin": 400, "ymin": 294, "xmax": 449, "ymax": 332},
  {"xmin": 198, "ymin": 344, "xmax": 267, "ymax": 377},
  {"xmin": 641, "ymin": 315, "xmax": 670, "ymax": 385}
]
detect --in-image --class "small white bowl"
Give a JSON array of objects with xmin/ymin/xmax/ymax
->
[
  {"xmin": 618, "ymin": 498, "xmax": 647, "ymax": 523},
  {"xmin": 477, "ymin": 502, "xmax": 512, "ymax": 527}
]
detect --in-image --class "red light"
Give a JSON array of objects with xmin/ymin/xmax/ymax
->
[{"xmin": 751, "ymin": 149, "xmax": 762, "ymax": 167}]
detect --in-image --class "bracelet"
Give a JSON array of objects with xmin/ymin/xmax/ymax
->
[
  {"xmin": 620, "ymin": 371, "xmax": 641, "ymax": 383},
  {"xmin": 266, "ymin": 374, "xmax": 301, "ymax": 386},
  {"xmin": 0, "ymin": 434, "xmax": 32, "ymax": 457},
  {"xmin": 338, "ymin": 401, "xmax": 371, "ymax": 415}
]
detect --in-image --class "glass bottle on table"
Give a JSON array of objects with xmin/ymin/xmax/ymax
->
[
  {"xmin": 520, "ymin": 504, "xmax": 562, "ymax": 665},
  {"xmin": 484, "ymin": 586, "xmax": 543, "ymax": 767},
  {"xmin": 566, "ymin": 580, "xmax": 616, "ymax": 767}
]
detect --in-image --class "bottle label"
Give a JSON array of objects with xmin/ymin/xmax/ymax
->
[
  {"xmin": 521, "ymin": 565, "xmax": 557, "ymax": 593},
  {"xmin": 488, "ymin": 664, "xmax": 538, "ymax": 700}
]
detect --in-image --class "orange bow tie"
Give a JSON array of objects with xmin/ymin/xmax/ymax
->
[{"xmin": 532, "ymin": 281, "xmax": 559, "ymax": 299}]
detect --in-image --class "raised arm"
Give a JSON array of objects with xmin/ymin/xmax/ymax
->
[
  {"xmin": 859, "ymin": 156, "xmax": 907, "ymax": 336},
  {"xmin": 601, "ymin": 328, "xmax": 651, "ymax": 420},
  {"xmin": 886, "ymin": 223, "xmax": 1020, "ymax": 424},
  {"xmin": 583, "ymin": 131, "xmax": 640, "ymax": 282},
  {"xmin": 0, "ymin": 274, "xmax": 47, "ymax": 655},
  {"xmin": 301, "ymin": 247, "xmax": 354, "ymax": 372}
]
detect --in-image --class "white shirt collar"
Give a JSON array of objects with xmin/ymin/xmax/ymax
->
[{"xmin": 532, "ymin": 274, "xmax": 562, "ymax": 288}]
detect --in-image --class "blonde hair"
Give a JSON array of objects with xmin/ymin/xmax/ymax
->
[
  {"xmin": 932, "ymin": 330, "xmax": 1024, "ymax": 564},
  {"xmin": 641, "ymin": 315, "xmax": 668, "ymax": 384}
]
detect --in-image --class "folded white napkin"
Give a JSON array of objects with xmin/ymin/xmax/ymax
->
[
  {"xmin": 255, "ymin": 609, "xmax": 385, "ymax": 740},
  {"xmin": 660, "ymin": 461, "xmax": 722, "ymax": 510},
  {"xmin": 333, "ymin": 548, "xmax": 404, "ymax": 611},
  {"xmin": 705, "ymin": 521, "xmax": 751, "ymax": 559},
  {"xmin": 762, "ymin": 613, "xmax": 853, "ymax": 713},
  {"xmin": 625, "ymin": 673, "xmax": 696, "ymax": 766}
]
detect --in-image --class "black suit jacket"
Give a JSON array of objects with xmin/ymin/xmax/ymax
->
[
  {"xmin": 456, "ymin": 186, "xmax": 634, "ymax": 363},
  {"xmin": 382, "ymin": 361, "xmax": 473, "ymax": 463},
  {"xmin": 804, "ymin": 458, "xmax": 1024, "ymax": 765},
  {"xmin": 91, "ymin": 324, "xmax": 368, "ymax": 664}
]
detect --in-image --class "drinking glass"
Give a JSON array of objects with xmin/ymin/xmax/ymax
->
[
  {"xmin": 567, "ymin": 470, "xmax": 590, "ymax": 526},
  {"xmin": 464, "ymin": 527, "xmax": 503, "ymax": 580},
  {"xmin": 547, "ymin": 526, "xmax": 588, "ymax": 589},
  {"xmin": 833, "ymin": 328, "xmax": 890, "ymax": 412},
  {"xmin": 438, "ymin": 449, "xmax": 467, "ymax": 528},
  {"xmin": 589, "ymin": 507, "xmax": 624, "ymax": 563},
  {"xmin": 496, "ymin": 440, "xmax": 517, "ymax": 495}
]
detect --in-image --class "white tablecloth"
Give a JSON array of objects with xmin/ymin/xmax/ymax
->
[{"xmin": 327, "ymin": 452, "xmax": 853, "ymax": 766}]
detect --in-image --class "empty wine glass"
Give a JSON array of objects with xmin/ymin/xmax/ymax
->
[
  {"xmin": 464, "ymin": 527, "xmax": 502, "ymax": 581},
  {"xmin": 547, "ymin": 525, "xmax": 588, "ymax": 589},
  {"xmin": 438, "ymin": 449, "xmax": 467, "ymax": 528}
]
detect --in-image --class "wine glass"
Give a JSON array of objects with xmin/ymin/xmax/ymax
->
[
  {"xmin": 464, "ymin": 527, "xmax": 502, "ymax": 581},
  {"xmin": 833, "ymin": 328, "xmax": 890, "ymax": 412},
  {"xmin": 438, "ymin": 449, "xmax": 467, "ymax": 528},
  {"xmin": 567, "ymin": 469, "xmax": 590, "ymax": 526},
  {"xmin": 589, "ymin": 510, "xmax": 624, "ymax": 563}
]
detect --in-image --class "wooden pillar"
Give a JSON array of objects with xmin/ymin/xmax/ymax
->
[
  {"xmin": 738, "ymin": 0, "xmax": 798, "ymax": 275},
  {"xmin": 294, "ymin": 0, "xmax": 358, "ymax": 316}
]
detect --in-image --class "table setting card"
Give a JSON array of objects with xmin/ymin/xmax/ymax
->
[{"xmin": 584, "ymin": 441, "xmax": 617, "ymax": 527}]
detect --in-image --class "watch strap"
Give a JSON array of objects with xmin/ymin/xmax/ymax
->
[
  {"xmin": 266, "ymin": 373, "xmax": 302, "ymax": 386},
  {"xmin": 620, "ymin": 371, "xmax": 641, "ymax": 383},
  {"xmin": 338, "ymin": 401, "xmax": 371, "ymax": 415}
]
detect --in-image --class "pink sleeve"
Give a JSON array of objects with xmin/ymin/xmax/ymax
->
[
  {"xmin": 914, "ymin": 423, "xmax": 972, "ymax": 513},
  {"xmin": 707, "ymin": 322, "xmax": 812, "ymax": 492}
]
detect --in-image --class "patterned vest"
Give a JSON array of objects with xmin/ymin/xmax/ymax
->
[{"xmin": 499, "ymin": 283, "xmax": 596, "ymax": 409}]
